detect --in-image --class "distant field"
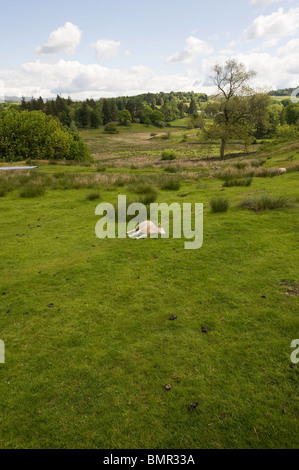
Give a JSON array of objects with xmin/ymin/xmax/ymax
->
[{"xmin": 0, "ymin": 127, "xmax": 298, "ymax": 449}]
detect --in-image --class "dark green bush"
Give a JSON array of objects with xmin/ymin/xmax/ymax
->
[
  {"xmin": 223, "ymin": 178, "xmax": 252, "ymax": 187},
  {"xmin": 160, "ymin": 178, "xmax": 181, "ymax": 191},
  {"xmin": 104, "ymin": 122, "xmax": 119, "ymax": 134},
  {"xmin": 19, "ymin": 184, "xmax": 46, "ymax": 198},
  {"xmin": 161, "ymin": 150, "xmax": 177, "ymax": 161},
  {"xmin": 87, "ymin": 192, "xmax": 100, "ymax": 201},
  {"xmin": 210, "ymin": 196, "xmax": 230, "ymax": 213},
  {"xmin": 240, "ymin": 194, "xmax": 291, "ymax": 211}
]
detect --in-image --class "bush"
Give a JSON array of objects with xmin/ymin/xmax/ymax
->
[
  {"xmin": 96, "ymin": 165, "xmax": 107, "ymax": 172},
  {"xmin": 19, "ymin": 184, "xmax": 46, "ymax": 198},
  {"xmin": 87, "ymin": 192, "xmax": 100, "ymax": 201},
  {"xmin": 0, "ymin": 187, "xmax": 7, "ymax": 197},
  {"xmin": 104, "ymin": 122, "xmax": 119, "ymax": 134},
  {"xmin": 240, "ymin": 194, "xmax": 291, "ymax": 211},
  {"xmin": 164, "ymin": 167, "xmax": 177, "ymax": 173},
  {"xmin": 223, "ymin": 178, "xmax": 252, "ymax": 187},
  {"xmin": 0, "ymin": 109, "xmax": 91, "ymax": 162},
  {"xmin": 160, "ymin": 178, "xmax": 181, "ymax": 191},
  {"xmin": 161, "ymin": 150, "xmax": 177, "ymax": 161},
  {"xmin": 133, "ymin": 184, "xmax": 156, "ymax": 194},
  {"xmin": 138, "ymin": 190, "xmax": 157, "ymax": 205},
  {"xmin": 210, "ymin": 196, "xmax": 229, "ymax": 213}
]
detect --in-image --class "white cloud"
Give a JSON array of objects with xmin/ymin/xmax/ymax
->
[
  {"xmin": 166, "ymin": 36, "xmax": 213, "ymax": 63},
  {"xmin": 93, "ymin": 39, "xmax": 121, "ymax": 61},
  {"xmin": 0, "ymin": 60, "xmax": 204, "ymax": 100},
  {"xmin": 250, "ymin": 0, "xmax": 280, "ymax": 10},
  {"xmin": 243, "ymin": 7, "xmax": 299, "ymax": 43},
  {"xmin": 35, "ymin": 22, "xmax": 82, "ymax": 55}
]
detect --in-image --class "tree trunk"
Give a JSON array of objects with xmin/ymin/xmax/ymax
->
[{"xmin": 220, "ymin": 138, "xmax": 226, "ymax": 160}]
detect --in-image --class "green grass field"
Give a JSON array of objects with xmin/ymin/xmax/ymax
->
[{"xmin": 0, "ymin": 126, "xmax": 298, "ymax": 449}]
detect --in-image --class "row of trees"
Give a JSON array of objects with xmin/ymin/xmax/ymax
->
[
  {"xmin": 19, "ymin": 91, "xmax": 206, "ymax": 129},
  {"xmin": 0, "ymin": 110, "xmax": 92, "ymax": 162}
]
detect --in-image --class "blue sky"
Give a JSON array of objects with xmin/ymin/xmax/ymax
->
[{"xmin": 0, "ymin": 0, "xmax": 298, "ymax": 98}]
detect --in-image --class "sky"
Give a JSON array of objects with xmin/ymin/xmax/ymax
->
[{"xmin": 0, "ymin": 0, "xmax": 298, "ymax": 99}]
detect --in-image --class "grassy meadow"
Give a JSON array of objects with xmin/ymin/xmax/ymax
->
[{"xmin": 0, "ymin": 123, "xmax": 299, "ymax": 449}]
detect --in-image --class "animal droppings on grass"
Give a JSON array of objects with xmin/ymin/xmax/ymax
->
[
  {"xmin": 48, "ymin": 303, "xmax": 54, "ymax": 308},
  {"xmin": 169, "ymin": 315, "xmax": 178, "ymax": 321},
  {"xmin": 189, "ymin": 402, "xmax": 199, "ymax": 411},
  {"xmin": 261, "ymin": 295, "xmax": 266, "ymax": 298},
  {"xmin": 6, "ymin": 309, "xmax": 11, "ymax": 314},
  {"xmin": 201, "ymin": 326, "xmax": 209, "ymax": 333},
  {"xmin": 165, "ymin": 384, "xmax": 172, "ymax": 390}
]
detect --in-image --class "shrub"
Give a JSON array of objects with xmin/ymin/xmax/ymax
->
[
  {"xmin": 19, "ymin": 184, "xmax": 46, "ymax": 198},
  {"xmin": 133, "ymin": 184, "xmax": 156, "ymax": 194},
  {"xmin": 0, "ymin": 187, "xmax": 7, "ymax": 197},
  {"xmin": 210, "ymin": 196, "xmax": 229, "ymax": 213},
  {"xmin": 96, "ymin": 165, "xmax": 107, "ymax": 172},
  {"xmin": 223, "ymin": 178, "xmax": 252, "ymax": 187},
  {"xmin": 104, "ymin": 122, "xmax": 119, "ymax": 134},
  {"xmin": 139, "ymin": 191, "xmax": 157, "ymax": 205},
  {"xmin": 240, "ymin": 194, "xmax": 291, "ymax": 211},
  {"xmin": 160, "ymin": 178, "xmax": 181, "ymax": 191},
  {"xmin": 87, "ymin": 192, "xmax": 100, "ymax": 201},
  {"xmin": 161, "ymin": 150, "xmax": 177, "ymax": 161},
  {"xmin": 164, "ymin": 167, "xmax": 177, "ymax": 173}
]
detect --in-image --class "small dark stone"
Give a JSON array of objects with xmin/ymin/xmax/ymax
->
[
  {"xmin": 189, "ymin": 401, "xmax": 199, "ymax": 411},
  {"xmin": 165, "ymin": 384, "xmax": 171, "ymax": 390},
  {"xmin": 169, "ymin": 315, "xmax": 178, "ymax": 321},
  {"xmin": 201, "ymin": 326, "xmax": 209, "ymax": 333},
  {"xmin": 48, "ymin": 303, "xmax": 54, "ymax": 308},
  {"xmin": 261, "ymin": 295, "xmax": 266, "ymax": 299}
]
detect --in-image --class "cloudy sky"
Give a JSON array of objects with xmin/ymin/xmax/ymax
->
[{"xmin": 0, "ymin": 0, "xmax": 298, "ymax": 99}]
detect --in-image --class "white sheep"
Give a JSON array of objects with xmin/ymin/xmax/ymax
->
[
  {"xmin": 127, "ymin": 221, "xmax": 166, "ymax": 239},
  {"xmin": 278, "ymin": 168, "xmax": 287, "ymax": 175}
]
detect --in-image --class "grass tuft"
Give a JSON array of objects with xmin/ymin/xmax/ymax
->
[
  {"xmin": 240, "ymin": 194, "xmax": 292, "ymax": 211},
  {"xmin": 210, "ymin": 196, "xmax": 230, "ymax": 213}
]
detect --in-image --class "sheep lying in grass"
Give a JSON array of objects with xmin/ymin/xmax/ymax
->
[
  {"xmin": 278, "ymin": 168, "xmax": 287, "ymax": 175},
  {"xmin": 127, "ymin": 221, "xmax": 166, "ymax": 239}
]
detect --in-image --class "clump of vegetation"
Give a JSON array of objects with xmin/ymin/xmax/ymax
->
[
  {"xmin": 139, "ymin": 190, "xmax": 157, "ymax": 205},
  {"xmin": 223, "ymin": 178, "xmax": 252, "ymax": 187},
  {"xmin": 104, "ymin": 122, "xmax": 119, "ymax": 134},
  {"xmin": 0, "ymin": 109, "xmax": 92, "ymax": 162},
  {"xmin": 0, "ymin": 187, "xmax": 8, "ymax": 197},
  {"xmin": 240, "ymin": 194, "xmax": 291, "ymax": 211},
  {"xmin": 96, "ymin": 165, "xmax": 107, "ymax": 172},
  {"xmin": 210, "ymin": 196, "xmax": 230, "ymax": 213},
  {"xmin": 19, "ymin": 184, "xmax": 46, "ymax": 198},
  {"xmin": 87, "ymin": 192, "xmax": 100, "ymax": 201},
  {"xmin": 164, "ymin": 167, "xmax": 177, "ymax": 173},
  {"xmin": 133, "ymin": 184, "xmax": 156, "ymax": 194},
  {"xmin": 160, "ymin": 178, "xmax": 181, "ymax": 191},
  {"xmin": 161, "ymin": 150, "xmax": 177, "ymax": 161}
]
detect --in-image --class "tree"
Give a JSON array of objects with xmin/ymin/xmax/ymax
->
[
  {"xmin": 204, "ymin": 59, "xmax": 267, "ymax": 159},
  {"xmin": 118, "ymin": 109, "xmax": 132, "ymax": 126},
  {"xmin": 188, "ymin": 97, "xmax": 197, "ymax": 115}
]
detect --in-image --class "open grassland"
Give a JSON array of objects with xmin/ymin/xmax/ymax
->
[{"xmin": 0, "ymin": 125, "xmax": 299, "ymax": 449}]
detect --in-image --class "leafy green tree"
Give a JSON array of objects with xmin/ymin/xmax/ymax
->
[
  {"xmin": 203, "ymin": 60, "xmax": 268, "ymax": 158},
  {"xmin": 118, "ymin": 109, "xmax": 132, "ymax": 126}
]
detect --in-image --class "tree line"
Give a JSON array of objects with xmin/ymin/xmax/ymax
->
[{"xmin": 18, "ymin": 91, "xmax": 208, "ymax": 129}]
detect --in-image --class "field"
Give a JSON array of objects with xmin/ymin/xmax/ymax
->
[{"xmin": 0, "ymin": 124, "xmax": 299, "ymax": 449}]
